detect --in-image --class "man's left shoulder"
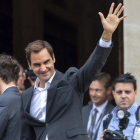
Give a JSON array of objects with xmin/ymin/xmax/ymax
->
[
  {"xmin": 66, "ymin": 67, "xmax": 78, "ymax": 73},
  {"xmin": 63, "ymin": 67, "xmax": 78, "ymax": 79}
]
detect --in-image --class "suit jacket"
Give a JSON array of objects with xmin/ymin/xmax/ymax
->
[
  {"xmin": 82, "ymin": 102, "xmax": 114, "ymax": 140},
  {"xmin": 0, "ymin": 87, "xmax": 21, "ymax": 140},
  {"xmin": 21, "ymin": 44, "xmax": 112, "ymax": 140}
]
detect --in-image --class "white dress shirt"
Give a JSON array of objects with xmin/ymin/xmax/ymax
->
[
  {"xmin": 87, "ymin": 100, "xmax": 108, "ymax": 138},
  {"xmin": 30, "ymin": 71, "xmax": 56, "ymax": 122},
  {"xmin": 99, "ymin": 37, "xmax": 112, "ymax": 48}
]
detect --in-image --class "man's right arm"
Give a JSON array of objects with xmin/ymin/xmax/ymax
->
[{"xmin": 70, "ymin": 3, "xmax": 127, "ymax": 94}]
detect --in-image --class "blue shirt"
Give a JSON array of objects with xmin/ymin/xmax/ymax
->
[{"xmin": 96, "ymin": 102, "xmax": 139, "ymax": 140}]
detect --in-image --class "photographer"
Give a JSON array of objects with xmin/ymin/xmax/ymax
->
[{"xmin": 97, "ymin": 73, "xmax": 140, "ymax": 140}]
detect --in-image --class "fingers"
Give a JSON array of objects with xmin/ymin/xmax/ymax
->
[
  {"xmin": 119, "ymin": 15, "xmax": 127, "ymax": 21},
  {"xmin": 27, "ymin": 77, "xmax": 35, "ymax": 85},
  {"xmin": 98, "ymin": 12, "xmax": 105, "ymax": 23},
  {"xmin": 109, "ymin": 3, "xmax": 115, "ymax": 14},
  {"xmin": 100, "ymin": 129, "xmax": 107, "ymax": 140},
  {"xmin": 103, "ymin": 129, "xmax": 107, "ymax": 134},
  {"xmin": 109, "ymin": 3, "xmax": 127, "ymax": 21},
  {"xmin": 116, "ymin": 5, "xmax": 127, "ymax": 21},
  {"xmin": 109, "ymin": 3, "xmax": 125, "ymax": 17},
  {"xmin": 114, "ymin": 3, "xmax": 122, "ymax": 15},
  {"xmin": 117, "ymin": 6, "xmax": 124, "ymax": 17}
]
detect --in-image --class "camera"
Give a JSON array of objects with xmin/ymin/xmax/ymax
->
[
  {"xmin": 103, "ymin": 130, "xmax": 128, "ymax": 140},
  {"xmin": 24, "ymin": 68, "xmax": 37, "ymax": 80}
]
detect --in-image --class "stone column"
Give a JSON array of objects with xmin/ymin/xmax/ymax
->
[{"xmin": 124, "ymin": 0, "xmax": 140, "ymax": 104}]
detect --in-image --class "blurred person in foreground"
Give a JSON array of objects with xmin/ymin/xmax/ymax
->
[
  {"xmin": 97, "ymin": 73, "xmax": 140, "ymax": 140},
  {"xmin": 21, "ymin": 3, "xmax": 127, "ymax": 140},
  {"xmin": 0, "ymin": 54, "xmax": 21, "ymax": 140},
  {"xmin": 82, "ymin": 72, "xmax": 114, "ymax": 140}
]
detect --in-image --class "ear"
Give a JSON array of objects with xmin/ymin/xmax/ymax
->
[
  {"xmin": 53, "ymin": 54, "xmax": 56, "ymax": 63},
  {"xmin": 27, "ymin": 61, "xmax": 31, "ymax": 69},
  {"xmin": 112, "ymin": 90, "xmax": 115, "ymax": 96},
  {"xmin": 107, "ymin": 86, "xmax": 112, "ymax": 95},
  {"xmin": 135, "ymin": 90, "xmax": 137, "ymax": 95}
]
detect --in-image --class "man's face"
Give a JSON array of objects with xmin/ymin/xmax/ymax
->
[
  {"xmin": 28, "ymin": 48, "xmax": 55, "ymax": 87},
  {"xmin": 112, "ymin": 83, "xmax": 137, "ymax": 109},
  {"xmin": 89, "ymin": 80, "xmax": 109, "ymax": 106}
]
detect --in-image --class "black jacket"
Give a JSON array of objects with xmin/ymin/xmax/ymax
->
[{"xmin": 21, "ymin": 44, "xmax": 112, "ymax": 140}]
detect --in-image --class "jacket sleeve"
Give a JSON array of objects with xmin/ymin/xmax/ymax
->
[
  {"xmin": 20, "ymin": 100, "xmax": 36, "ymax": 140},
  {"xmin": 0, "ymin": 99, "xmax": 8, "ymax": 139},
  {"xmin": 71, "ymin": 44, "xmax": 112, "ymax": 94}
]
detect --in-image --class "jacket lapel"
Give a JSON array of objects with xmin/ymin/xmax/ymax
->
[
  {"xmin": 25, "ymin": 86, "xmax": 34, "ymax": 113},
  {"xmin": 46, "ymin": 70, "xmax": 63, "ymax": 122},
  {"xmin": 23, "ymin": 86, "xmax": 47, "ymax": 125}
]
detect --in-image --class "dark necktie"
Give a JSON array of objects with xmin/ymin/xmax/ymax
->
[{"xmin": 88, "ymin": 108, "xmax": 98, "ymax": 140}]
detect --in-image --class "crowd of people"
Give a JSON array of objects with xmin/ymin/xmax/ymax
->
[{"xmin": 0, "ymin": 2, "xmax": 140, "ymax": 140}]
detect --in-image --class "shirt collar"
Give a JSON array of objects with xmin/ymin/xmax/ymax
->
[
  {"xmin": 127, "ymin": 102, "xmax": 138, "ymax": 115},
  {"xmin": 92, "ymin": 100, "xmax": 108, "ymax": 114},
  {"xmin": 112, "ymin": 101, "xmax": 138, "ymax": 116},
  {"xmin": 34, "ymin": 71, "xmax": 56, "ymax": 91}
]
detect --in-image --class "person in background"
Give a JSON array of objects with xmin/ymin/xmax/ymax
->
[
  {"xmin": 82, "ymin": 72, "xmax": 114, "ymax": 140},
  {"xmin": 97, "ymin": 73, "xmax": 140, "ymax": 140}
]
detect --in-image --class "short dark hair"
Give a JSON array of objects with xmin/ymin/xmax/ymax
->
[
  {"xmin": 93, "ymin": 72, "xmax": 112, "ymax": 89},
  {"xmin": 25, "ymin": 40, "xmax": 54, "ymax": 64},
  {"xmin": 0, "ymin": 54, "xmax": 20, "ymax": 84},
  {"xmin": 112, "ymin": 73, "xmax": 137, "ymax": 91}
]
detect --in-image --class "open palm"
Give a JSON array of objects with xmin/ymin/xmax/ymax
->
[{"xmin": 99, "ymin": 3, "xmax": 127, "ymax": 34}]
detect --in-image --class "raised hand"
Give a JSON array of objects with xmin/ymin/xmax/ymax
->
[{"xmin": 99, "ymin": 3, "xmax": 127, "ymax": 41}]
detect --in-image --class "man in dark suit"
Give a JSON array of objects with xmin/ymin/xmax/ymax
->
[
  {"xmin": 0, "ymin": 54, "xmax": 21, "ymax": 140},
  {"xmin": 21, "ymin": 3, "xmax": 127, "ymax": 140},
  {"xmin": 82, "ymin": 72, "xmax": 114, "ymax": 140}
]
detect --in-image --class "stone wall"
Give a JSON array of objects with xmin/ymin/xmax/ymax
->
[{"xmin": 124, "ymin": 0, "xmax": 140, "ymax": 104}]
